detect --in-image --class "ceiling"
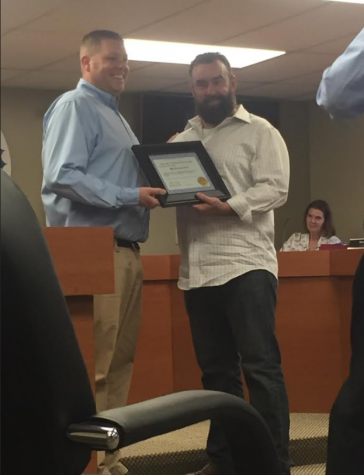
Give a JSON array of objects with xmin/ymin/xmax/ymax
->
[{"xmin": 1, "ymin": 0, "xmax": 363, "ymax": 100}]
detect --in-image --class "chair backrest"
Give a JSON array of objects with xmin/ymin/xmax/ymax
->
[{"xmin": 1, "ymin": 171, "xmax": 96, "ymax": 475}]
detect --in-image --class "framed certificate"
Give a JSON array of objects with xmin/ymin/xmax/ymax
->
[{"xmin": 132, "ymin": 141, "xmax": 231, "ymax": 207}]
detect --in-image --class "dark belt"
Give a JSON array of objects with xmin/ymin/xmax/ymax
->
[{"xmin": 115, "ymin": 238, "xmax": 140, "ymax": 251}]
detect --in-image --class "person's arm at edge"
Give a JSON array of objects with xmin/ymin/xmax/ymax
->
[{"xmin": 316, "ymin": 28, "xmax": 364, "ymax": 119}]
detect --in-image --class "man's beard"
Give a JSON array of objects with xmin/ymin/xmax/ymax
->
[{"xmin": 195, "ymin": 91, "xmax": 236, "ymax": 126}]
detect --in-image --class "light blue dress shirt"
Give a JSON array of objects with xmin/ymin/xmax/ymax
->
[
  {"xmin": 317, "ymin": 28, "xmax": 364, "ymax": 119},
  {"xmin": 42, "ymin": 79, "xmax": 149, "ymax": 242}
]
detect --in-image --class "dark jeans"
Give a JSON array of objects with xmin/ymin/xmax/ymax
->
[
  {"xmin": 326, "ymin": 255, "xmax": 364, "ymax": 475},
  {"xmin": 185, "ymin": 270, "xmax": 291, "ymax": 475}
]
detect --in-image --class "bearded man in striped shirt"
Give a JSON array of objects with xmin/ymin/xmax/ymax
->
[{"xmin": 172, "ymin": 52, "xmax": 291, "ymax": 475}]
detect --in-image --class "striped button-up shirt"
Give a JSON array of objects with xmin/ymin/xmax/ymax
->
[{"xmin": 173, "ymin": 105, "xmax": 290, "ymax": 290}]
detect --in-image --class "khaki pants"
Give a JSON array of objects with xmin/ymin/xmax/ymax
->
[{"xmin": 94, "ymin": 246, "xmax": 143, "ymax": 475}]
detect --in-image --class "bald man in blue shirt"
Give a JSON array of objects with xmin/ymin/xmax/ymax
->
[
  {"xmin": 42, "ymin": 30, "xmax": 165, "ymax": 475},
  {"xmin": 317, "ymin": 27, "xmax": 364, "ymax": 475}
]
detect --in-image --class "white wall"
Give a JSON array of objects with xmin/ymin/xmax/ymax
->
[{"xmin": 309, "ymin": 102, "xmax": 364, "ymax": 242}]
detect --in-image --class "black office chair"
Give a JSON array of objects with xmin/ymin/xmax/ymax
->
[{"xmin": 1, "ymin": 170, "xmax": 280, "ymax": 475}]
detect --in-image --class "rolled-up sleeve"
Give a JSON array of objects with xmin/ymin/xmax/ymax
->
[
  {"xmin": 42, "ymin": 101, "xmax": 140, "ymax": 208},
  {"xmin": 228, "ymin": 124, "xmax": 290, "ymax": 223}
]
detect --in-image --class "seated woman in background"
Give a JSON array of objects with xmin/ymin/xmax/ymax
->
[{"xmin": 281, "ymin": 199, "xmax": 341, "ymax": 251}]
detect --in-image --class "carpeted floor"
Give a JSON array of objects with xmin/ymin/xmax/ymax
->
[
  {"xmin": 292, "ymin": 465, "xmax": 325, "ymax": 475},
  {"xmin": 117, "ymin": 414, "xmax": 329, "ymax": 475}
]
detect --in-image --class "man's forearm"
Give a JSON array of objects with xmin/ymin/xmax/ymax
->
[{"xmin": 44, "ymin": 166, "xmax": 140, "ymax": 208}]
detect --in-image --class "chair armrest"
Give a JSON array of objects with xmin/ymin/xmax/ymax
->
[
  {"xmin": 67, "ymin": 423, "xmax": 120, "ymax": 451},
  {"xmin": 68, "ymin": 390, "xmax": 280, "ymax": 475}
]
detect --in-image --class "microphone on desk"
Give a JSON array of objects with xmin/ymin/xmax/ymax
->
[{"xmin": 281, "ymin": 217, "xmax": 291, "ymax": 250}]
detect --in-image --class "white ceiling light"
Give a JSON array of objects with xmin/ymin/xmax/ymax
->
[
  {"xmin": 322, "ymin": 0, "xmax": 364, "ymax": 3},
  {"xmin": 124, "ymin": 39, "xmax": 285, "ymax": 69}
]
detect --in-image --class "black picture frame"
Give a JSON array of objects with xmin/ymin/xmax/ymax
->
[{"xmin": 132, "ymin": 141, "xmax": 231, "ymax": 207}]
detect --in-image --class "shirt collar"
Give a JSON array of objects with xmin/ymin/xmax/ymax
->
[
  {"xmin": 233, "ymin": 104, "xmax": 251, "ymax": 123},
  {"xmin": 77, "ymin": 78, "xmax": 119, "ymax": 111},
  {"xmin": 187, "ymin": 104, "xmax": 251, "ymax": 132}
]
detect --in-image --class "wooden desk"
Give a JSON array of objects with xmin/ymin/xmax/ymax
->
[
  {"xmin": 46, "ymin": 237, "xmax": 362, "ymax": 437},
  {"xmin": 44, "ymin": 227, "xmax": 114, "ymax": 474},
  {"xmin": 276, "ymin": 250, "xmax": 363, "ymax": 412},
  {"xmin": 128, "ymin": 250, "xmax": 363, "ymax": 413}
]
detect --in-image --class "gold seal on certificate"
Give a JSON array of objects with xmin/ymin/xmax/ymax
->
[
  {"xmin": 197, "ymin": 177, "xmax": 209, "ymax": 186},
  {"xmin": 132, "ymin": 141, "xmax": 231, "ymax": 207}
]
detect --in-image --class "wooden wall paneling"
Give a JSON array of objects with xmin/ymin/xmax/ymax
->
[
  {"xmin": 44, "ymin": 227, "xmax": 114, "ymax": 296},
  {"xmin": 276, "ymin": 277, "xmax": 343, "ymax": 412},
  {"xmin": 141, "ymin": 255, "xmax": 172, "ymax": 281},
  {"xmin": 330, "ymin": 249, "xmax": 364, "ymax": 276},
  {"xmin": 170, "ymin": 283, "xmax": 202, "ymax": 393},
  {"xmin": 278, "ymin": 251, "xmax": 331, "ymax": 277},
  {"xmin": 335, "ymin": 277, "xmax": 354, "ymax": 380},
  {"xmin": 66, "ymin": 296, "xmax": 95, "ymax": 388},
  {"xmin": 128, "ymin": 281, "xmax": 174, "ymax": 404}
]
